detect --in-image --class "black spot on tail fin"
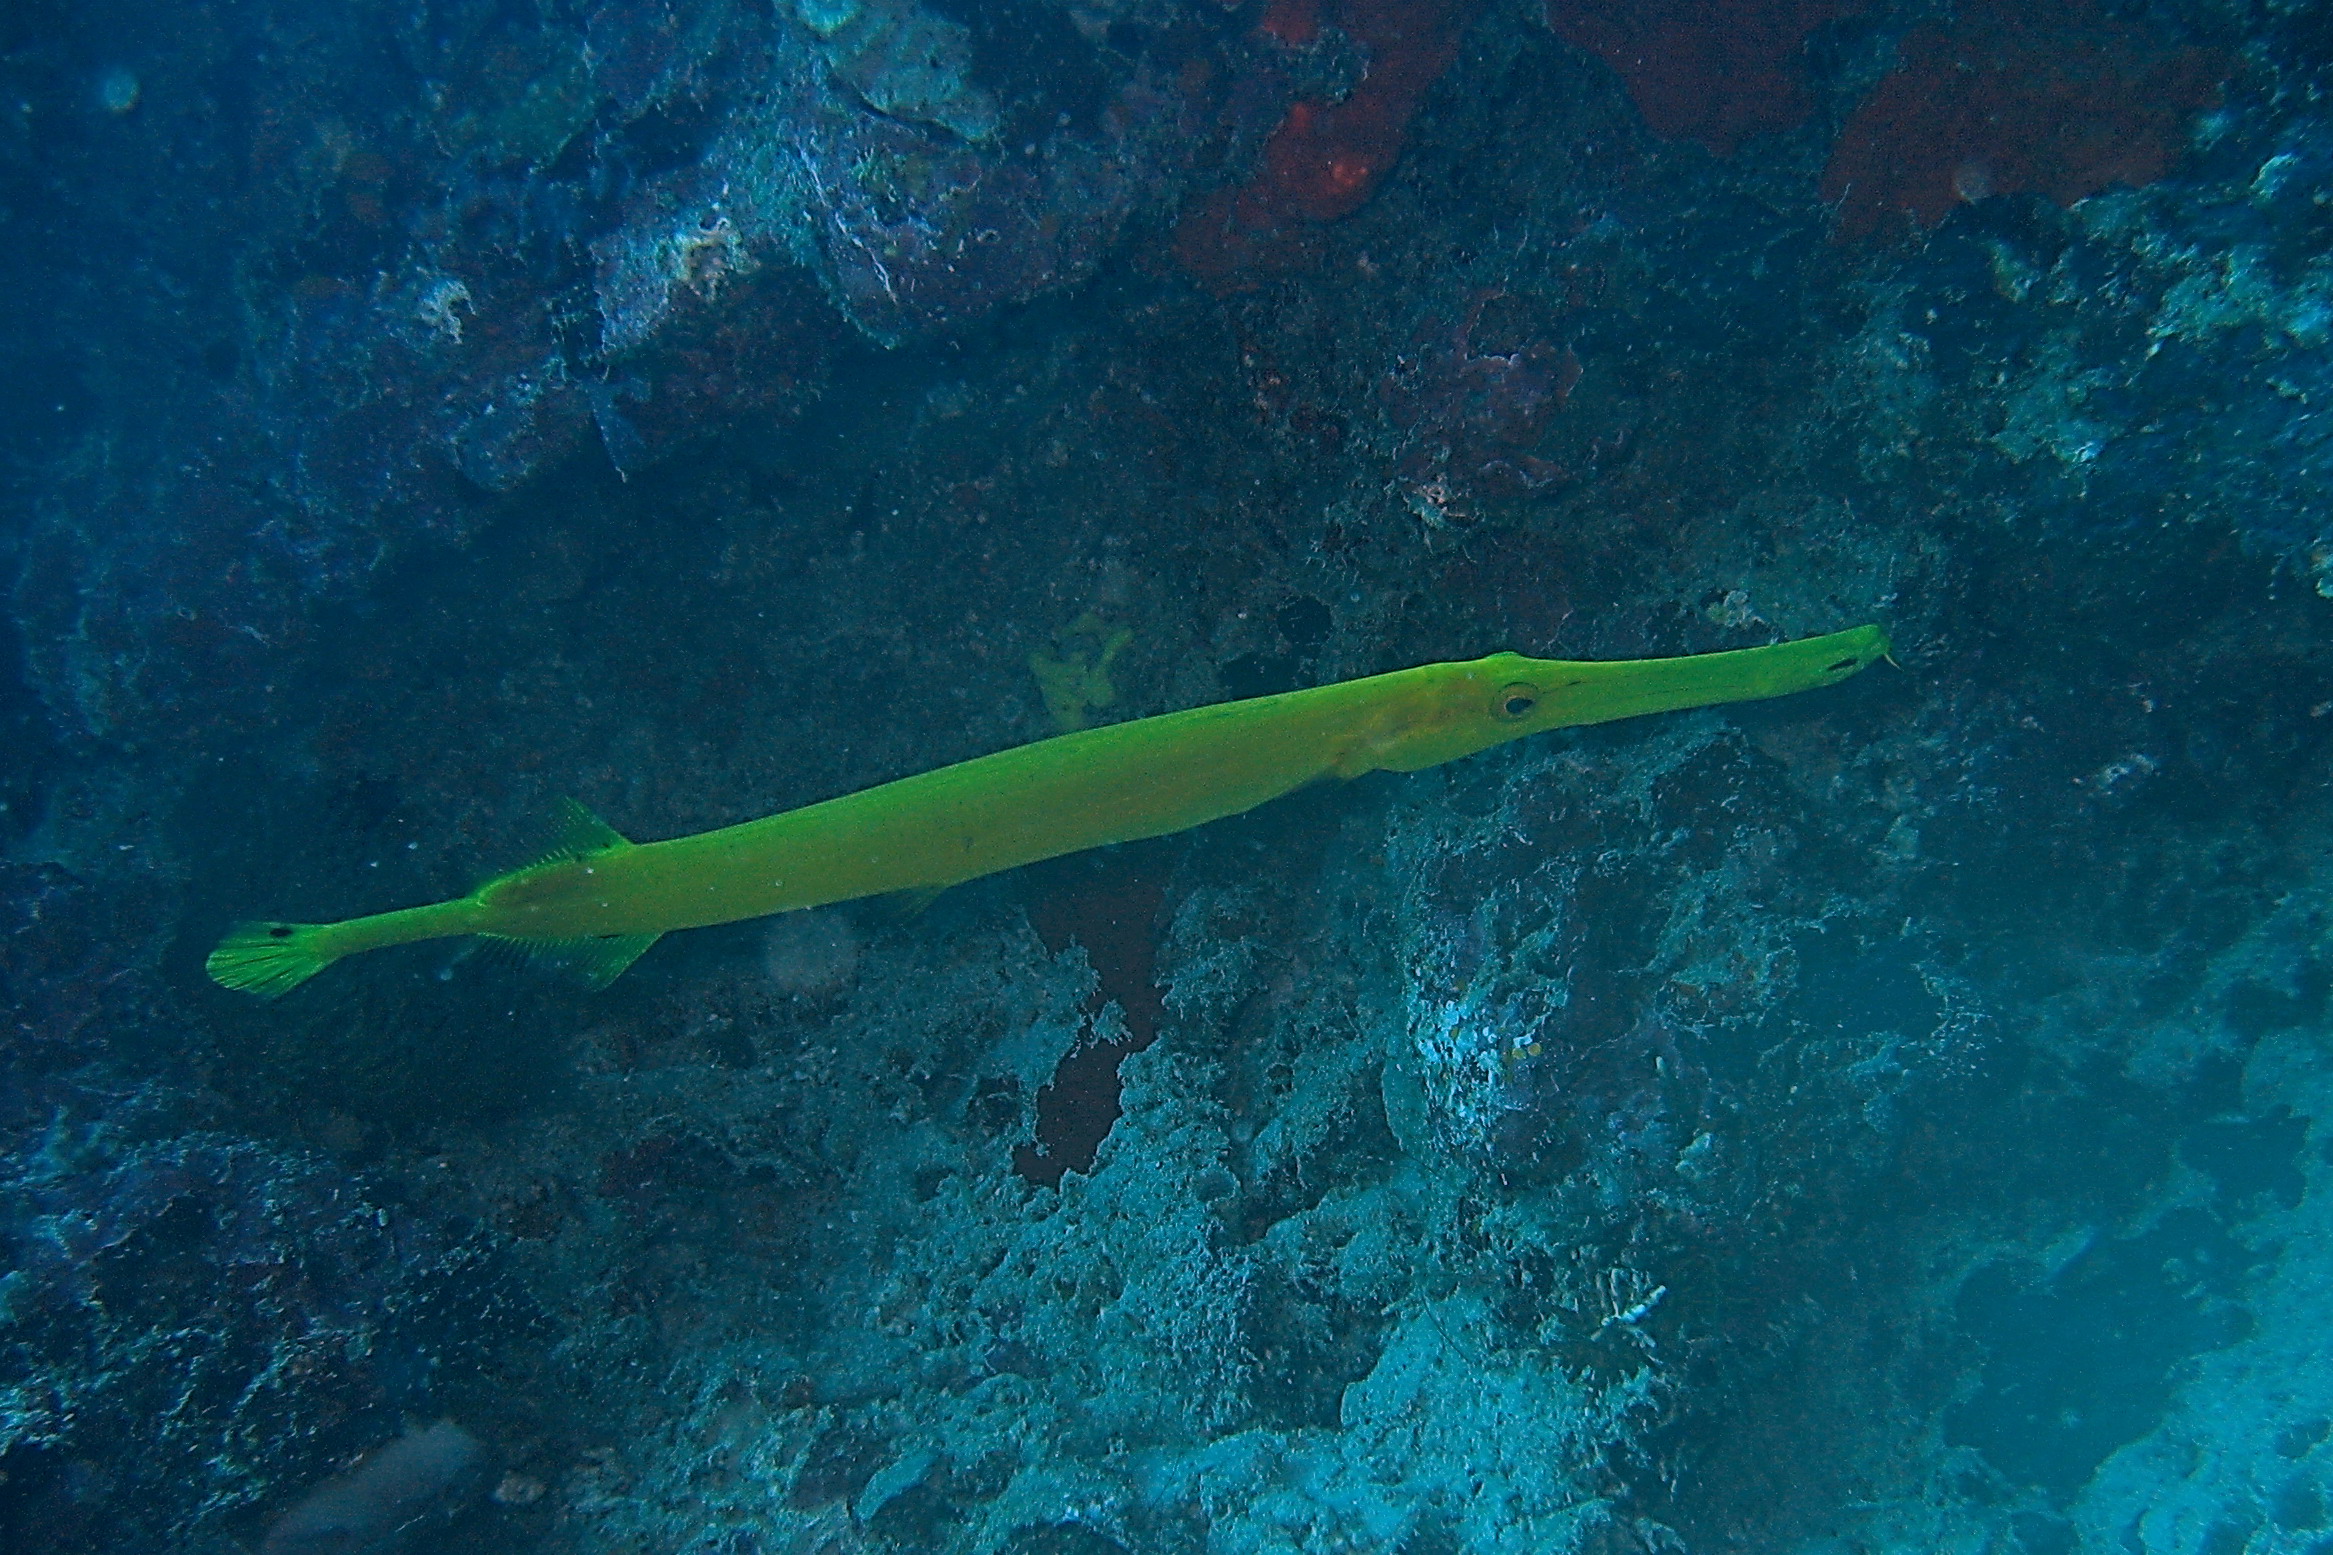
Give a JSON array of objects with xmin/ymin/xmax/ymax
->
[{"xmin": 208, "ymin": 922, "xmax": 335, "ymax": 998}]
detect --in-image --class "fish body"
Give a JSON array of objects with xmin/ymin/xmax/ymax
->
[{"xmin": 208, "ymin": 625, "xmax": 1886, "ymax": 997}]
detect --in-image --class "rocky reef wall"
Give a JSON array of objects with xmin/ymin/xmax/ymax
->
[{"xmin": 8, "ymin": 2, "xmax": 2333, "ymax": 1553}]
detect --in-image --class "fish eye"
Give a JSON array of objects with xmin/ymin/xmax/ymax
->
[{"xmin": 1493, "ymin": 683, "xmax": 1538, "ymax": 721}]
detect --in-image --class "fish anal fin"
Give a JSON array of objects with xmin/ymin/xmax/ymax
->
[
  {"xmin": 486, "ymin": 931, "xmax": 661, "ymax": 988},
  {"xmin": 881, "ymin": 885, "xmax": 949, "ymax": 922}
]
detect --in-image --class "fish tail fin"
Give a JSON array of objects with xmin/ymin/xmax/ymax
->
[{"xmin": 206, "ymin": 921, "xmax": 339, "ymax": 999}]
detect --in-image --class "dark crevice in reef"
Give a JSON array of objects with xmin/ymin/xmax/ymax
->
[{"xmin": 1013, "ymin": 845, "xmax": 1174, "ymax": 1187}]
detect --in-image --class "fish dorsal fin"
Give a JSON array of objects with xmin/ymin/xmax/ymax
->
[
  {"xmin": 475, "ymin": 800, "xmax": 635, "ymax": 893},
  {"xmin": 528, "ymin": 798, "xmax": 633, "ymax": 868},
  {"xmin": 483, "ymin": 932, "xmax": 662, "ymax": 989}
]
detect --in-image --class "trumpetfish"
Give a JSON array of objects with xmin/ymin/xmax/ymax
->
[{"xmin": 207, "ymin": 625, "xmax": 1887, "ymax": 998}]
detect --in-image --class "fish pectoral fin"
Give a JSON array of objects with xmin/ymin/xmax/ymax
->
[{"xmin": 486, "ymin": 931, "xmax": 661, "ymax": 988}]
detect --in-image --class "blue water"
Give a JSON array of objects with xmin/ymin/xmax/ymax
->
[{"xmin": 5, "ymin": 2, "xmax": 2333, "ymax": 1552}]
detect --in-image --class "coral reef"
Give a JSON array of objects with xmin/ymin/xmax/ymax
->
[
  {"xmin": 1376, "ymin": 288, "xmax": 1581, "ymax": 524},
  {"xmin": 803, "ymin": 0, "xmax": 1000, "ymax": 143},
  {"xmin": 6, "ymin": 0, "xmax": 1214, "ymax": 753},
  {"xmin": 1544, "ymin": 0, "xmax": 1863, "ymax": 155},
  {"xmin": 16, "ymin": 2, "xmax": 2333, "ymax": 1554},
  {"xmin": 1821, "ymin": 0, "xmax": 2230, "ymax": 241},
  {"xmin": 0, "ymin": 862, "xmax": 168, "ymax": 1095},
  {"xmin": 0, "ymin": 1131, "xmax": 530, "ymax": 1550},
  {"xmin": 1174, "ymin": 0, "xmax": 1474, "ymax": 284}
]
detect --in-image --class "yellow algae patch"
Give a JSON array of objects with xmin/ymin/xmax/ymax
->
[{"xmin": 1028, "ymin": 612, "xmax": 1133, "ymax": 733}]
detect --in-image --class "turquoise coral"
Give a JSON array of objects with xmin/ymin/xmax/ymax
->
[{"xmin": 797, "ymin": 0, "xmax": 1000, "ymax": 143}]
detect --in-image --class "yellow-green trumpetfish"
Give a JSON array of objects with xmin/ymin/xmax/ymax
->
[{"xmin": 207, "ymin": 625, "xmax": 1887, "ymax": 998}]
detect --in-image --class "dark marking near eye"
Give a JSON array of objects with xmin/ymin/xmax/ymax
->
[
  {"xmin": 1827, "ymin": 657, "xmax": 1859, "ymax": 673},
  {"xmin": 269, "ymin": 925, "xmax": 292, "ymax": 939}
]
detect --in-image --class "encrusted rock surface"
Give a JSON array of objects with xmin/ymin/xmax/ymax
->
[{"xmin": 9, "ymin": 2, "xmax": 2333, "ymax": 1553}]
